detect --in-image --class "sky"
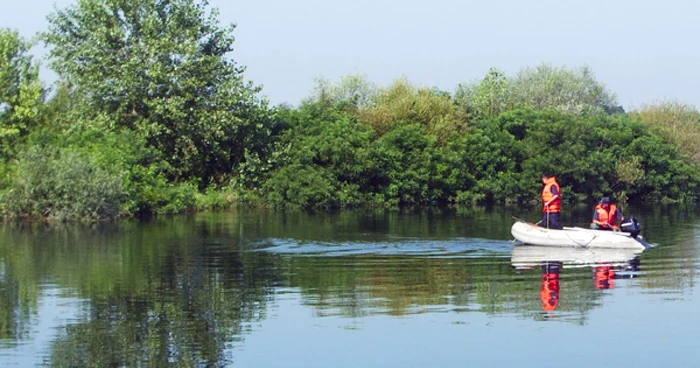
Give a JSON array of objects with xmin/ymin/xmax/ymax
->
[{"xmin": 2, "ymin": 0, "xmax": 699, "ymax": 109}]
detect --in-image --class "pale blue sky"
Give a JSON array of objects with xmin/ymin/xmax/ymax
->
[{"xmin": 2, "ymin": 0, "xmax": 699, "ymax": 109}]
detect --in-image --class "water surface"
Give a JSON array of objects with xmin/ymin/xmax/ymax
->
[{"xmin": 1, "ymin": 205, "xmax": 698, "ymax": 367}]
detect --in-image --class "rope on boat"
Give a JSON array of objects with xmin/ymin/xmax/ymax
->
[
  {"xmin": 564, "ymin": 231, "xmax": 595, "ymax": 248},
  {"xmin": 539, "ymin": 224, "xmax": 593, "ymax": 248}
]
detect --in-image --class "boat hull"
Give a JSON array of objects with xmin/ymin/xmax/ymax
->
[{"xmin": 511, "ymin": 221, "xmax": 647, "ymax": 250}]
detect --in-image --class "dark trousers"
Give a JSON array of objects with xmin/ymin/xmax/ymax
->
[{"xmin": 541, "ymin": 212, "xmax": 561, "ymax": 229}]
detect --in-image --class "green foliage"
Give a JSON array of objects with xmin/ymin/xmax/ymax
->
[
  {"xmin": 358, "ymin": 78, "xmax": 469, "ymax": 141},
  {"xmin": 263, "ymin": 164, "xmax": 338, "ymax": 209},
  {"xmin": 614, "ymin": 156, "xmax": 644, "ymax": 202},
  {"xmin": 255, "ymin": 98, "xmax": 699, "ymax": 209},
  {"xmin": 43, "ymin": 0, "xmax": 275, "ymax": 184},
  {"xmin": 260, "ymin": 104, "xmax": 376, "ymax": 209},
  {"xmin": 1, "ymin": 145, "xmax": 126, "ymax": 221},
  {"xmin": 307, "ymin": 73, "xmax": 378, "ymax": 110},
  {"xmin": 0, "ymin": 28, "xmax": 45, "ymax": 155},
  {"xmin": 41, "ymin": 83, "xmax": 83, "ymax": 131},
  {"xmin": 194, "ymin": 184, "xmax": 237, "ymax": 210},
  {"xmin": 0, "ymin": 159, "xmax": 13, "ymax": 193},
  {"xmin": 456, "ymin": 63, "xmax": 620, "ymax": 118},
  {"xmin": 371, "ymin": 124, "xmax": 449, "ymax": 205},
  {"xmin": 455, "ymin": 67, "xmax": 511, "ymax": 118},
  {"xmin": 59, "ymin": 127, "xmax": 198, "ymax": 215},
  {"xmin": 448, "ymin": 125, "xmax": 518, "ymax": 203},
  {"xmin": 0, "ymin": 126, "xmax": 205, "ymax": 221},
  {"xmin": 510, "ymin": 64, "xmax": 620, "ymax": 114},
  {"xmin": 630, "ymin": 101, "xmax": 700, "ymax": 164},
  {"xmin": 260, "ymin": 102, "xmax": 471, "ymax": 209},
  {"xmin": 468, "ymin": 109, "xmax": 698, "ymax": 204}
]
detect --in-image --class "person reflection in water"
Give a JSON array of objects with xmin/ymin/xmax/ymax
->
[
  {"xmin": 541, "ymin": 261, "xmax": 562, "ymax": 312},
  {"xmin": 594, "ymin": 264, "xmax": 616, "ymax": 289},
  {"xmin": 535, "ymin": 258, "xmax": 641, "ymax": 313},
  {"xmin": 594, "ymin": 258, "xmax": 640, "ymax": 289}
]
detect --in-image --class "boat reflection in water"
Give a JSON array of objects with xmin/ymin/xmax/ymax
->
[{"xmin": 511, "ymin": 245, "xmax": 643, "ymax": 312}]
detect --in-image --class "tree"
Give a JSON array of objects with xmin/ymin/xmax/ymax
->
[
  {"xmin": 0, "ymin": 28, "xmax": 44, "ymax": 155},
  {"xmin": 455, "ymin": 64, "xmax": 621, "ymax": 118},
  {"xmin": 359, "ymin": 78, "xmax": 468, "ymax": 141},
  {"xmin": 455, "ymin": 67, "xmax": 510, "ymax": 118},
  {"xmin": 510, "ymin": 64, "xmax": 619, "ymax": 114},
  {"xmin": 307, "ymin": 73, "xmax": 378, "ymax": 110},
  {"xmin": 630, "ymin": 101, "xmax": 700, "ymax": 164},
  {"xmin": 260, "ymin": 104, "xmax": 377, "ymax": 209},
  {"xmin": 43, "ymin": 0, "xmax": 275, "ymax": 184}
]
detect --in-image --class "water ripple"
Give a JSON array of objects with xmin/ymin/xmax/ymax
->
[{"xmin": 250, "ymin": 237, "xmax": 515, "ymax": 258}]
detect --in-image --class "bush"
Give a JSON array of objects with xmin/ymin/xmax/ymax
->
[
  {"xmin": 259, "ymin": 104, "xmax": 376, "ymax": 209},
  {"xmin": 1, "ymin": 146, "xmax": 126, "ymax": 221},
  {"xmin": 195, "ymin": 184, "xmax": 238, "ymax": 211},
  {"xmin": 0, "ymin": 126, "xmax": 207, "ymax": 221},
  {"xmin": 370, "ymin": 124, "xmax": 450, "ymax": 205}
]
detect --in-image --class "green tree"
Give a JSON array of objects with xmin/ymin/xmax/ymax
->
[
  {"xmin": 261, "ymin": 104, "xmax": 377, "ymax": 209},
  {"xmin": 455, "ymin": 64, "xmax": 620, "ymax": 118},
  {"xmin": 2, "ymin": 144, "xmax": 127, "ymax": 221},
  {"xmin": 43, "ymin": 0, "xmax": 275, "ymax": 184},
  {"xmin": 510, "ymin": 64, "xmax": 620, "ymax": 114},
  {"xmin": 455, "ymin": 67, "xmax": 510, "ymax": 118},
  {"xmin": 307, "ymin": 73, "xmax": 378, "ymax": 110},
  {"xmin": 0, "ymin": 28, "xmax": 44, "ymax": 155},
  {"xmin": 370, "ymin": 124, "xmax": 452, "ymax": 205},
  {"xmin": 359, "ymin": 78, "xmax": 468, "ymax": 141},
  {"xmin": 452, "ymin": 109, "xmax": 699, "ymax": 205},
  {"xmin": 630, "ymin": 101, "xmax": 700, "ymax": 164}
]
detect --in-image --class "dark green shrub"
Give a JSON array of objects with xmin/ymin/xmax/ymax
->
[{"xmin": 2, "ymin": 146, "xmax": 126, "ymax": 221}]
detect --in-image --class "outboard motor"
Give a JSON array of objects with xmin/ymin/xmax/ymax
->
[{"xmin": 620, "ymin": 217, "xmax": 641, "ymax": 238}]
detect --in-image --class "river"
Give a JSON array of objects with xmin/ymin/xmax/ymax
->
[{"xmin": 1, "ymin": 204, "xmax": 698, "ymax": 367}]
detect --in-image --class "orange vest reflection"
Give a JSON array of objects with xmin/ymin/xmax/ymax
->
[
  {"xmin": 537, "ymin": 261, "xmax": 637, "ymax": 312},
  {"xmin": 540, "ymin": 266, "xmax": 561, "ymax": 312},
  {"xmin": 594, "ymin": 265, "xmax": 616, "ymax": 289}
]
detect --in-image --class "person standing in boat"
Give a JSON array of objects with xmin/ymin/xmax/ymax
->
[
  {"xmin": 590, "ymin": 197, "xmax": 623, "ymax": 231},
  {"xmin": 540, "ymin": 173, "xmax": 562, "ymax": 229}
]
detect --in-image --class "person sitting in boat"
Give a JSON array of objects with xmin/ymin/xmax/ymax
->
[
  {"xmin": 590, "ymin": 197, "xmax": 623, "ymax": 231},
  {"xmin": 610, "ymin": 197, "xmax": 624, "ymax": 224},
  {"xmin": 540, "ymin": 173, "xmax": 562, "ymax": 229}
]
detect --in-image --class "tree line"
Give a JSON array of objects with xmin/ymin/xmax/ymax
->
[{"xmin": 1, "ymin": 0, "xmax": 699, "ymax": 221}]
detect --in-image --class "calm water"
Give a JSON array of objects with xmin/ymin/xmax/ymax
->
[{"xmin": 0, "ymin": 205, "xmax": 699, "ymax": 367}]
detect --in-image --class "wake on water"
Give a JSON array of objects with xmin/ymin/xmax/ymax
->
[{"xmin": 248, "ymin": 237, "xmax": 514, "ymax": 258}]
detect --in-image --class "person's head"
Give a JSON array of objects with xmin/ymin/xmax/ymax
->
[
  {"xmin": 600, "ymin": 196, "xmax": 610, "ymax": 208},
  {"xmin": 541, "ymin": 172, "xmax": 555, "ymax": 184}
]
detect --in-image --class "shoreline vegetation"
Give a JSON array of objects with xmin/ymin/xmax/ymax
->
[{"xmin": 1, "ymin": 0, "xmax": 699, "ymax": 223}]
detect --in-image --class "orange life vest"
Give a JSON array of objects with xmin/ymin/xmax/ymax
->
[
  {"xmin": 592, "ymin": 204, "xmax": 620, "ymax": 230},
  {"xmin": 609, "ymin": 204, "xmax": 621, "ymax": 227},
  {"xmin": 541, "ymin": 177, "xmax": 561, "ymax": 213}
]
